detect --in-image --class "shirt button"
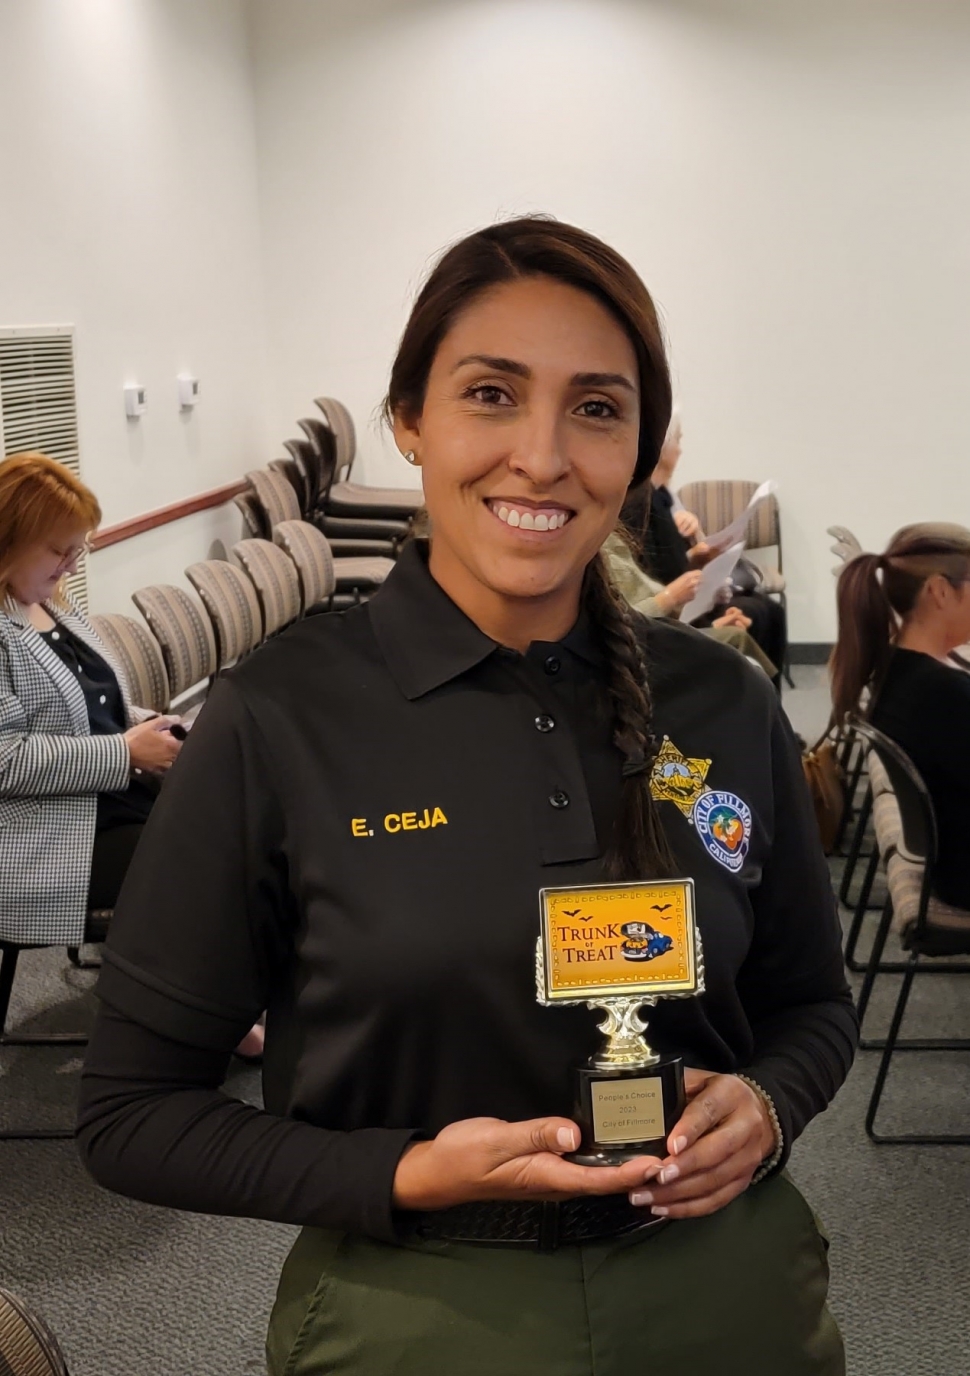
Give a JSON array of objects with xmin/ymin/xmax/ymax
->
[
  {"xmin": 51, "ymin": 631, "xmax": 60, "ymax": 640},
  {"xmin": 535, "ymin": 714, "xmax": 555, "ymax": 733},
  {"xmin": 544, "ymin": 655, "xmax": 561, "ymax": 675},
  {"xmin": 99, "ymin": 694, "xmax": 107, "ymax": 704},
  {"xmin": 549, "ymin": 790, "xmax": 570, "ymax": 809}
]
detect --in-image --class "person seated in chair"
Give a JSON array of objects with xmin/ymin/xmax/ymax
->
[
  {"xmin": 602, "ymin": 529, "xmax": 778, "ymax": 680},
  {"xmin": 621, "ymin": 413, "xmax": 787, "ymax": 674},
  {"xmin": 830, "ymin": 523, "xmax": 970, "ymax": 913},
  {"xmin": 0, "ymin": 454, "xmax": 263, "ymax": 1056}
]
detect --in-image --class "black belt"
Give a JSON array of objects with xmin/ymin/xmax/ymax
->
[{"xmin": 412, "ymin": 1196, "xmax": 667, "ymax": 1251}]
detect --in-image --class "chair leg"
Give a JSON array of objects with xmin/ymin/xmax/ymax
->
[
  {"xmin": 855, "ymin": 895, "xmax": 895, "ymax": 1029},
  {"xmin": 838, "ymin": 788, "xmax": 873, "ymax": 907},
  {"xmin": 865, "ymin": 960, "xmax": 970, "ymax": 1145},
  {"xmin": 833, "ymin": 747, "xmax": 867, "ymax": 855},
  {"xmin": 67, "ymin": 945, "xmax": 102, "ymax": 971},
  {"xmin": 844, "ymin": 846, "xmax": 881, "ymax": 971}
]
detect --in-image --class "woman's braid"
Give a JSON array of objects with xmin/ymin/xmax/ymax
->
[{"xmin": 586, "ymin": 553, "xmax": 675, "ymax": 881}]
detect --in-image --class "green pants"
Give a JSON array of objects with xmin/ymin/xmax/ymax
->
[{"xmin": 267, "ymin": 1174, "xmax": 843, "ymax": 1376}]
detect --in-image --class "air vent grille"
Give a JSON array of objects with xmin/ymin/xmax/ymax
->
[{"xmin": 0, "ymin": 326, "xmax": 88, "ymax": 609}]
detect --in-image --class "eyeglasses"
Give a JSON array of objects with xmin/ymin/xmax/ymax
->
[{"xmin": 49, "ymin": 540, "xmax": 92, "ymax": 568}]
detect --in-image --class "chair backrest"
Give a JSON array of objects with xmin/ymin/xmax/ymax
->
[
  {"xmin": 131, "ymin": 585, "xmax": 217, "ymax": 700},
  {"xmin": 232, "ymin": 538, "xmax": 302, "ymax": 635},
  {"xmin": 90, "ymin": 612, "xmax": 171, "ymax": 714},
  {"xmin": 273, "ymin": 520, "xmax": 336, "ymax": 607},
  {"xmin": 850, "ymin": 719, "xmax": 937, "ymax": 868},
  {"xmin": 314, "ymin": 396, "xmax": 356, "ymax": 483},
  {"xmin": 185, "ymin": 559, "xmax": 263, "ymax": 668},
  {"xmin": 246, "ymin": 467, "xmax": 301, "ymax": 531},
  {"xmin": 233, "ymin": 490, "xmax": 268, "ymax": 540},
  {"xmin": 0, "ymin": 1287, "xmax": 71, "ymax": 1375},
  {"xmin": 677, "ymin": 479, "xmax": 781, "ymax": 557},
  {"xmin": 269, "ymin": 456, "xmax": 309, "ymax": 514}
]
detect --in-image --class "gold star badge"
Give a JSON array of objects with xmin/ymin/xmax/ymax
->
[{"xmin": 649, "ymin": 737, "xmax": 712, "ymax": 816}]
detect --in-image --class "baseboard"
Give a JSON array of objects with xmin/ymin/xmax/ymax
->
[{"xmin": 789, "ymin": 643, "xmax": 833, "ymax": 665}]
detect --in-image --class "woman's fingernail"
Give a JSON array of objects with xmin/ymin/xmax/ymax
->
[
  {"xmin": 629, "ymin": 1190, "xmax": 653, "ymax": 1207},
  {"xmin": 643, "ymin": 1163, "xmax": 660, "ymax": 1182},
  {"xmin": 650, "ymin": 1205, "xmax": 669, "ymax": 1217},
  {"xmin": 557, "ymin": 1127, "xmax": 578, "ymax": 1150},
  {"xmin": 672, "ymin": 1135, "xmax": 688, "ymax": 1155},
  {"xmin": 659, "ymin": 1165, "xmax": 679, "ymax": 1185}
]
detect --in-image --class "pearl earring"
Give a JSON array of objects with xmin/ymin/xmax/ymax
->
[{"xmin": 403, "ymin": 450, "xmax": 418, "ymax": 466}]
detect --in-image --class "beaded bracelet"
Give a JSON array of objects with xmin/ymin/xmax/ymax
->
[{"xmin": 736, "ymin": 1074, "xmax": 784, "ymax": 1184}]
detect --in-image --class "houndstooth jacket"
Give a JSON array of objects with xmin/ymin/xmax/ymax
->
[{"xmin": 0, "ymin": 595, "xmax": 154, "ymax": 946}]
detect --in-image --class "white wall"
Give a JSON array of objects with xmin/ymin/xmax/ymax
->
[
  {"xmin": 248, "ymin": 0, "xmax": 970, "ymax": 642},
  {"xmin": 0, "ymin": 0, "xmax": 270, "ymax": 611}
]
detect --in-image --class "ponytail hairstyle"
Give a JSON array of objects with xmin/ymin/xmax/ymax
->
[
  {"xmin": 384, "ymin": 216, "xmax": 674, "ymax": 880},
  {"xmin": 830, "ymin": 522, "xmax": 970, "ymax": 725}
]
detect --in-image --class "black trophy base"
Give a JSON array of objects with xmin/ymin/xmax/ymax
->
[{"xmin": 566, "ymin": 1056, "xmax": 686, "ymax": 1166}]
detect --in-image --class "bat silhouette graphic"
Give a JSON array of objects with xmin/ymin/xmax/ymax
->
[
  {"xmin": 651, "ymin": 903, "xmax": 673, "ymax": 913},
  {"xmin": 562, "ymin": 909, "xmax": 581, "ymax": 917}
]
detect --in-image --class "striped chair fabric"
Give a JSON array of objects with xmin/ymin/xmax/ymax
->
[
  {"xmin": 327, "ymin": 480, "xmax": 423, "ymax": 517},
  {"xmin": 185, "ymin": 559, "xmax": 263, "ymax": 668},
  {"xmin": 331, "ymin": 554, "xmax": 395, "ymax": 592},
  {"xmin": 269, "ymin": 457, "xmax": 309, "ymax": 514},
  {"xmin": 273, "ymin": 520, "xmax": 336, "ymax": 607},
  {"xmin": 246, "ymin": 467, "xmax": 301, "ymax": 530},
  {"xmin": 886, "ymin": 851, "xmax": 970, "ymax": 944},
  {"xmin": 0, "ymin": 1286, "xmax": 71, "ymax": 1376},
  {"xmin": 90, "ymin": 612, "xmax": 170, "ymax": 714},
  {"xmin": 130, "ymin": 585, "xmax": 217, "ymax": 700},
  {"xmin": 677, "ymin": 480, "xmax": 785, "ymax": 593},
  {"xmin": 233, "ymin": 538, "xmax": 302, "ymax": 635},
  {"xmin": 233, "ymin": 490, "xmax": 268, "ymax": 541},
  {"xmin": 314, "ymin": 395, "xmax": 356, "ymax": 482}
]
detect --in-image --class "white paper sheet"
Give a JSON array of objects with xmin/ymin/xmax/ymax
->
[
  {"xmin": 701, "ymin": 480, "xmax": 777, "ymax": 554},
  {"xmin": 680, "ymin": 542, "xmax": 746, "ymax": 625}
]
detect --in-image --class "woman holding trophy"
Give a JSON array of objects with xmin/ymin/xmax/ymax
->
[{"xmin": 78, "ymin": 218, "xmax": 856, "ymax": 1375}]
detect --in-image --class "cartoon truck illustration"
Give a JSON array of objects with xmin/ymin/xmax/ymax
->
[{"xmin": 619, "ymin": 921, "xmax": 673, "ymax": 962}]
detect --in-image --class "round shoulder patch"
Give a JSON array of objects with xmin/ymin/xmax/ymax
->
[{"xmin": 692, "ymin": 791, "xmax": 752, "ymax": 873}]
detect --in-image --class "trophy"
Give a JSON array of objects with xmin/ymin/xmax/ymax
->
[{"xmin": 536, "ymin": 879, "xmax": 704, "ymax": 1166}]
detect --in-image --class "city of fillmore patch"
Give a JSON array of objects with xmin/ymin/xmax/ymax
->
[{"xmin": 692, "ymin": 791, "xmax": 752, "ymax": 873}]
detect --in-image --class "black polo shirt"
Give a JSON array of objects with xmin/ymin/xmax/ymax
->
[{"xmin": 89, "ymin": 541, "xmax": 855, "ymax": 1240}]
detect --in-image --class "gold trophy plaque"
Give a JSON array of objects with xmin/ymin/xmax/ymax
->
[{"xmin": 536, "ymin": 879, "xmax": 704, "ymax": 1165}]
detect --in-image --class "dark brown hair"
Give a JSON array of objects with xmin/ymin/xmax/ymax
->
[
  {"xmin": 385, "ymin": 216, "xmax": 674, "ymax": 880},
  {"xmin": 830, "ymin": 522, "xmax": 970, "ymax": 724}
]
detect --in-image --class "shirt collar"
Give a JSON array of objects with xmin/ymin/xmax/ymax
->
[{"xmin": 368, "ymin": 540, "xmax": 603, "ymax": 700}]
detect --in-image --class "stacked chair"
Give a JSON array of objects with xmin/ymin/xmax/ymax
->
[
  {"xmin": 244, "ymin": 465, "xmax": 393, "ymax": 607},
  {"xmin": 843, "ymin": 719, "xmax": 970, "ymax": 1144},
  {"xmin": 0, "ymin": 1287, "xmax": 71, "ymax": 1374}
]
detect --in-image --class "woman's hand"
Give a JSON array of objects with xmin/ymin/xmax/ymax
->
[
  {"xmin": 628, "ymin": 1069, "xmax": 776, "ymax": 1220},
  {"xmin": 124, "ymin": 717, "xmax": 183, "ymax": 773},
  {"xmin": 687, "ymin": 541, "xmax": 717, "ymax": 568},
  {"xmin": 673, "ymin": 509, "xmax": 702, "ymax": 541},
  {"xmin": 392, "ymin": 1116, "xmax": 661, "ymax": 1211},
  {"xmin": 659, "ymin": 570, "xmax": 703, "ymax": 613},
  {"xmin": 713, "ymin": 606, "xmax": 752, "ymax": 631}
]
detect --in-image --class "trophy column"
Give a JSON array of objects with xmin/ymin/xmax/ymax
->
[{"xmin": 568, "ymin": 997, "xmax": 686, "ymax": 1166}]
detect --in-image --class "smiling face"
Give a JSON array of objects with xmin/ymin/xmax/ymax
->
[{"xmin": 393, "ymin": 275, "xmax": 640, "ymax": 633}]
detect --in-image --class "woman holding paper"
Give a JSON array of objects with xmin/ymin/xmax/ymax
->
[{"xmin": 623, "ymin": 418, "xmax": 787, "ymax": 673}]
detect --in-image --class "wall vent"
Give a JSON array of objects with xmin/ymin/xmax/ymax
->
[{"xmin": 0, "ymin": 325, "xmax": 88, "ymax": 609}]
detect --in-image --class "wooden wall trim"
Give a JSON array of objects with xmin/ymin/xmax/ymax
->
[{"xmin": 90, "ymin": 480, "xmax": 248, "ymax": 552}]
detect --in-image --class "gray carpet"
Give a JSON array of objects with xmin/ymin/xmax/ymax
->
[{"xmin": 1, "ymin": 669, "xmax": 968, "ymax": 1374}]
